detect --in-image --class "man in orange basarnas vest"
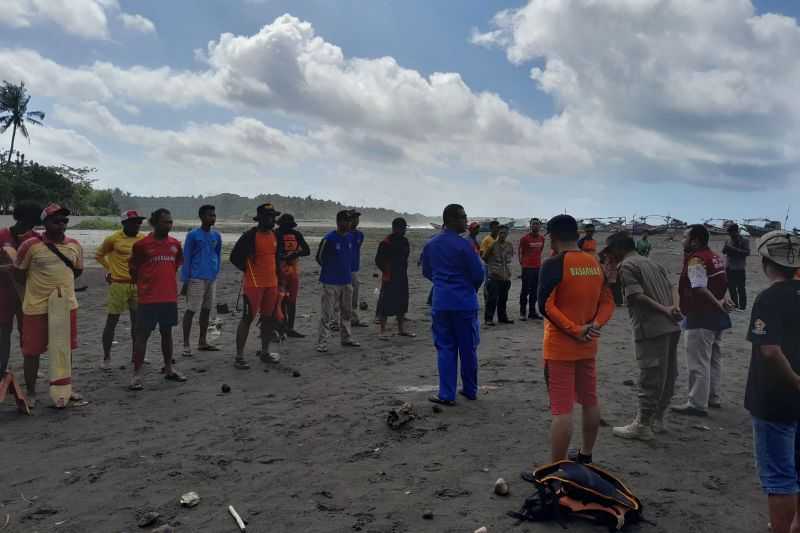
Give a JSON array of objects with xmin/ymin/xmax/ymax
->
[
  {"xmin": 276, "ymin": 214, "xmax": 310, "ymax": 338},
  {"xmin": 672, "ymin": 224, "xmax": 734, "ymax": 417},
  {"xmin": 537, "ymin": 215, "xmax": 615, "ymax": 464},
  {"xmin": 578, "ymin": 223, "xmax": 598, "ymax": 256}
]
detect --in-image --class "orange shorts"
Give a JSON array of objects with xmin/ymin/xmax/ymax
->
[
  {"xmin": 22, "ymin": 310, "xmax": 78, "ymax": 357},
  {"xmin": 545, "ymin": 358, "xmax": 598, "ymax": 415},
  {"xmin": 243, "ymin": 286, "xmax": 279, "ymax": 318}
]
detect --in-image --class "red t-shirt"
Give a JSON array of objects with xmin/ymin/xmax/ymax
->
[
  {"xmin": 129, "ymin": 234, "xmax": 183, "ymax": 304},
  {"xmin": 0, "ymin": 227, "xmax": 39, "ymax": 291},
  {"xmin": 519, "ymin": 234, "xmax": 545, "ymax": 268}
]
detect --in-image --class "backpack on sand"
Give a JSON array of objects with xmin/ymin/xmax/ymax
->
[{"xmin": 509, "ymin": 460, "xmax": 645, "ymax": 531}]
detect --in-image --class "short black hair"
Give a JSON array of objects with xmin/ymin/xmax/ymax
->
[
  {"xmin": 13, "ymin": 202, "xmax": 42, "ymax": 226},
  {"xmin": 727, "ymin": 223, "xmax": 739, "ymax": 234},
  {"xmin": 489, "ymin": 220, "xmax": 500, "ymax": 228},
  {"xmin": 442, "ymin": 204, "xmax": 465, "ymax": 225},
  {"xmin": 687, "ymin": 224, "xmax": 710, "ymax": 246},
  {"xmin": 498, "ymin": 225, "xmax": 509, "ymax": 231},
  {"xmin": 336, "ymin": 210, "xmax": 351, "ymax": 223},
  {"xmin": 198, "ymin": 204, "xmax": 215, "ymax": 218},
  {"xmin": 149, "ymin": 208, "xmax": 171, "ymax": 226},
  {"xmin": 392, "ymin": 217, "xmax": 407, "ymax": 230}
]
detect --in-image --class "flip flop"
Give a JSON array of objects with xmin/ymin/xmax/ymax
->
[
  {"xmin": 164, "ymin": 372, "xmax": 187, "ymax": 382},
  {"xmin": 520, "ymin": 470, "xmax": 537, "ymax": 484},
  {"xmin": 128, "ymin": 381, "xmax": 144, "ymax": 391},
  {"xmin": 181, "ymin": 347, "xmax": 193, "ymax": 357},
  {"xmin": 69, "ymin": 392, "xmax": 84, "ymax": 402},
  {"xmin": 234, "ymin": 359, "xmax": 250, "ymax": 370},
  {"xmin": 398, "ymin": 332, "xmax": 417, "ymax": 338},
  {"xmin": 197, "ymin": 345, "xmax": 221, "ymax": 352},
  {"xmin": 428, "ymin": 395, "xmax": 456, "ymax": 407}
]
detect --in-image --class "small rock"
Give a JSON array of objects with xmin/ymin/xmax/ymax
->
[
  {"xmin": 292, "ymin": 370, "xmax": 301, "ymax": 377},
  {"xmin": 475, "ymin": 527, "xmax": 488, "ymax": 533},
  {"xmin": 138, "ymin": 511, "xmax": 160, "ymax": 528},
  {"xmin": 180, "ymin": 491, "xmax": 201, "ymax": 507},
  {"xmin": 422, "ymin": 510, "xmax": 434, "ymax": 520},
  {"xmin": 221, "ymin": 384, "xmax": 231, "ymax": 394},
  {"xmin": 623, "ymin": 379, "xmax": 635, "ymax": 386},
  {"xmin": 432, "ymin": 405, "xmax": 443, "ymax": 414},
  {"xmin": 494, "ymin": 478, "xmax": 509, "ymax": 496}
]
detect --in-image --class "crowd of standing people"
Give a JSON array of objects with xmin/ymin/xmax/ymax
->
[{"xmin": 0, "ymin": 201, "xmax": 799, "ymax": 532}]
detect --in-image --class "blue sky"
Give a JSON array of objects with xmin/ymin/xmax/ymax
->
[{"xmin": 1, "ymin": 0, "xmax": 799, "ymax": 225}]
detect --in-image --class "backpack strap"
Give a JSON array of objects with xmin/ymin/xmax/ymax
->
[{"xmin": 37, "ymin": 236, "xmax": 80, "ymax": 278}]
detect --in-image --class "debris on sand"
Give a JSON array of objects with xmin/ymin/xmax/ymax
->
[
  {"xmin": 180, "ymin": 491, "xmax": 201, "ymax": 507},
  {"xmin": 475, "ymin": 527, "xmax": 488, "ymax": 533},
  {"xmin": 493, "ymin": 478, "xmax": 509, "ymax": 496},
  {"xmin": 221, "ymin": 384, "xmax": 231, "ymax": 394},
  {"xmin": 228, "ymin": 505, "xmax": 246, "ymax": 531},
  {"xmin": 359, "ymin": 301, "xmax": 368, "ymax": 311},
  {"xmin": 137, "ymin": 511, "xmax": 160, "ymax": 528},
  {"xmin": 623, "ymin": 379, "xmax": 635, "ymax": 386},
  {"xmin": 292, "ymin": 370, "xmax": 301, "ymax": 378},
  {"xmin": 387, "ymin": 402, "xmax": 416, "ymax": 429},
  {"xmin": 432, "ymin": 404, "xmax": 443, "ymax": 414},
  {"xmin": 422, "ymin": 510, "xmax": 434, "ymax": 520}
]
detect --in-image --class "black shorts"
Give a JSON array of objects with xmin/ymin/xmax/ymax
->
[{"xmin": 136, "ymin": 302, "xmax": 178, "ymax": 333}]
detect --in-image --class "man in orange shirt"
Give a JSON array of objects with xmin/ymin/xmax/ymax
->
[
  {"xmin": 537, "ymin": 215, "xmax": 615, "ymax": 463},
  {"xmin": 230, "ymin": 203, "xmax": 284, "ymax": 369}
]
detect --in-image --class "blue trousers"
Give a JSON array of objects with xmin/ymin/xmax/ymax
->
[{"xmin": 432, "ymin": 309, "xmax": 480, "ymax": 401}]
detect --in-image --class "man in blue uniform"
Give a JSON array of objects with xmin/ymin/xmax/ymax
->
[{"xmin": 421, "ymin": 204, "xmax": 485, "ymax": 406}]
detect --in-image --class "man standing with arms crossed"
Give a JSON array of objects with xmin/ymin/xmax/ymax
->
[
  {"xmin": 316, "ymin": 210, "xmax": 361, "ymax": 353},
  {"xmin": 519, "ymin": 218, "xmax": 545, "ymax": 321},
  {"xmin": 672, "ymin": 225, "xmax": 733, "ymax": 416},
  {"xmin": 96, "ymin": 210, "xmax": 145, "ymax": 370},
  {"xmin": 230, "ymin": 203, "xmax": 284, "ymax": 369},
  {"xmin": 723, "ymin": 223, "xmax": 750, "ymax": 311},
  {"xmin": 602, "ymin": 232, "xmax": 683, "ymax": 441},
  {"xmin": 180, "ymin": 205, "xmax": 222, "ymax": 356},
  {"xmin": 422, "ymin": 204, "xmax": 485, "ymax": 406},
  {"xmin": 15, "ymin": 204, "xmax": 84, "ymax": 407},
  {"xmin": 537, "ymin": 215, "xmax": 615, "ymax": 463},
  {"xmin": 129, "ymin": 209, "xmax": 186, "ymax": 390},
  {"xmin": 745, "ymin": 231, "xmax": 800, "ymax": 533}
]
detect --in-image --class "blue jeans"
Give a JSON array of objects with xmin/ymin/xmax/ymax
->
[
  {"xmin": 753, "ymin": 417, "xmax": 800, "ymax": 495},
  {"xmin": 432, "ymin": 309, "xmax": 480, "ymax": 402}
]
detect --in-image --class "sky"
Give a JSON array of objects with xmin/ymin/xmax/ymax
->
[{"xmin": 1, "ymin": 0, "xmax": 799, "ymax": 225}]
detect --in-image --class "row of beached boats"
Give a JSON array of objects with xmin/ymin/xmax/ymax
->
[{"xmin": 431, "ymin": 215, "xmax": 794, "ymax": 237}]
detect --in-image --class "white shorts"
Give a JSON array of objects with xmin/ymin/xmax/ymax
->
[{"xmin": 185, "ymin": 279, "xmax": 216, "ymax": 313}]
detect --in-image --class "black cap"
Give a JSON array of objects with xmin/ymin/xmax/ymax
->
[
  {"xmin": 253, "ymin": 203, "xmax": 280, "ymax": 221},
  {"xmin": 336, "ymin": 210, "xmax": 352, "ymax": 222},
  {"xmin": 600, "ymin": 231, "xmax": 636, "ymax": 256},
  {"xmin": 277, "ymin": 213, "xmax": 297, "ymax": 228},
  {"xmin": 349, "ymin": 209, "xmax": 362, "ymax": 217},
  {"xmin": 546, "ymin": 215, "xmax": 579, "ymax": 240}
]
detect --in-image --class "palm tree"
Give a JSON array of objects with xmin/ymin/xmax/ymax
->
[{"xmin": 0, "ymin": 81, "xmax": 45, "ymax": 163}]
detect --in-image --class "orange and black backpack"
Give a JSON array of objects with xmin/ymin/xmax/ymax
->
[{"xmin": 509, "ymin": 461, "xmax": 646, "ymax": 531}]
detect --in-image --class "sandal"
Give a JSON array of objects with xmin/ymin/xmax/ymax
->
[
  {"xmin": 398, "ymin": 332, "xmax": 417, "ymax": 338},
  {"xmin": 428, "ymin": 395, "xmax": 456, "ymax": 407},
  {"xmin": 128, "ymin": 381, "xmax": 144, "ymax": 391},
  {"xmin": 164, "ymin": 372, "xmax": 187, "ymax": 382},
  {"xmin": 234, "ymin": 359, "xmax": 250, "ymax": 370},
  {"xmin": 181, "ymin": 347, "xmax": 193, "ymax": 357},
  {"xmin": 198, "ymin": 344, "xmax": 220, "ymax": 352}
]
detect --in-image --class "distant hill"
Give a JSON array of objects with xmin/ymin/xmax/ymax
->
[{"xmin": 111, "ymin": 191, "xmax": 433, "ymax": 225}]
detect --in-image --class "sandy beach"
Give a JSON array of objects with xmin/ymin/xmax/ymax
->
[{"xmin": 0, "ymin": 227, "xmax": 768, "ymax": 532}]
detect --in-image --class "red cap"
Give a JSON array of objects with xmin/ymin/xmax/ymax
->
[
  {"xmin": 41, "ymin": 203, "xmax": 70, "ymax": 220},
  {"xmin": 121, "ymin": 210, "xmax": 145, "ymax": 222}
]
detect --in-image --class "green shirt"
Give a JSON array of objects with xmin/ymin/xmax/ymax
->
[{"xmin": 636, "ymin": 239, "xmax": 652, "ymax": 257}]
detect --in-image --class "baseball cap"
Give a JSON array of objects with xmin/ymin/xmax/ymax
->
[
  {"xmin": 349, "ymin": 209, "xmax": 362, "ymax": 217},
  {"xmin": 468, "ymin": 221, "xmax": 480, "ymax": 231},
  {"xmin": 121, "ymin": 210, "xmax": 145, "ymax": 222},
  {"xmin": 757, "ymin": 231, "xmax": 800, "ymax": 269},
  {"xmin": 41, "ymin": 203, "xmax": 70, "ymax": 221},
  {"xmin": 253, "ymin": 203, "xmax": 281, "ymax": 221},
  {"xmin": 546, "ymin": 215, "xmax": 579, "ymax": 240},
  {"xmin": 600, "ymin": 231, "xmax": 636, "ymax": 256}
]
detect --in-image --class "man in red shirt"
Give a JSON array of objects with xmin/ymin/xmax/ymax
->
[
  {"xmin": 0, "ymin": 203, "xmax": 41, "ymax": 378},
  {"xmin": 129, "ymin": 209, "xmax": 186, "ymax": 390},
  {"xmin": 518, "ymin": 218, "xmax": 545, "ymax": 321}
]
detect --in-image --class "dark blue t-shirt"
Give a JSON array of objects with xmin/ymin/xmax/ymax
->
[
  {"xmin": 350, "ymin": 229, "xmax": 364, "ymax": 272},
  {"xmin": 319, "ymin": 231, "xmax": 353, "ymax": 285}
]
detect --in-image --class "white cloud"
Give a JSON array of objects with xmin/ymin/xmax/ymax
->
[
  {"xmin": 0, "ymin": 0, "xmax": 154, "ymax": 39},
  {"xmin": 6, "ymin": 125, "xmax": 100, "ymax": 166},
  {"xmin": 118, "ymin": 13, "xmax": 156, "ymax": 34},
  {"xmin": 473, "ymin": 0, "xmax": 800, "ymax": 188}
]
